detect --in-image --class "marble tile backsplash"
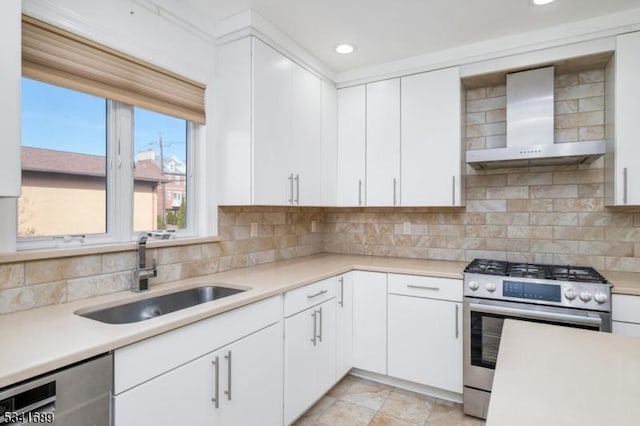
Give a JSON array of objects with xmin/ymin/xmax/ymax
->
[{"xmin": 0, "ymin": 207, "xmax": 324, "ymax": 315}]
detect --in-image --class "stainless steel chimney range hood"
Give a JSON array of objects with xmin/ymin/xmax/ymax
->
[{"xmin": 466, "ymin": 66, "xmax": 605, "ymax": 170}]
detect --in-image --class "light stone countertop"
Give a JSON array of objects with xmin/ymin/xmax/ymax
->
[
  {"xmin": 0, "ymin": 253, "xmax": 466, "ymax": 388},
  {"xmin": 486, "ymin": 320, "xmax": 640, "ymax": 426},
  {"xmin": 601, "ymin": 270, "xmax": 640, "ymax": 296}
]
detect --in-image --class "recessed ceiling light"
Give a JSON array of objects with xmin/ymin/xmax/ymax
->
[
  {"xmin": 531, "ymin": 0, "xmax": 556, "ymax": 5},
  {"xmin": 335, "ymin": 44, "xmax": 356, "ymax": 54}
]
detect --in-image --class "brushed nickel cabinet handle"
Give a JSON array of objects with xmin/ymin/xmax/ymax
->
[
  {"xmin": 358, "ymin": 179, "xmax": 363, "ymax": 206},
  {"xmin": 624, "ymin": 167, "xmax": 628, "ymax": 204},
  {"xmin": 307, "ymin": 289, "xmax": 328, "ymax": 299},
  {"xmin": 288, "ymin": 173, "xmax": 294, "ymax": 204},
  {"xmin": 339, "ymin": 276, "xmax": 344, "ymax": 307},
  {"xmin": 455, "ymin": 304, "xmax": 459, "ymax": 339},
  {"xmin": 452, "ymin": 175, "xmax": 456, "ymax": 205},
  {"xmin": 224, "ymin": 351, "xmax": 232, "ymax": 401},
  {"xmin": 407, "ymin": 284, "xmax": 440, "ymax": 291},
  {"xmin": 393, "ymin": 178, "xmax": 397, "ymax": 206},
  {"xmin": 311, "ymin": 310, "xmax": 317, "ymax": 346},
  {"xmin": 211, "ymin": 356, "xmax": 219, "ymax": 408},
  {"xmin": 295, "ymin": 174, "xmax": 300, "ymax": 205},
  {"xmin": 317, "ymin": 306, "xmax": 323, "ymax": 342}
]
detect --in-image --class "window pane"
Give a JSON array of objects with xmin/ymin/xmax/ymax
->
[
  {"xmin": 19, "ymin": 78, "xmax": 107, "ymax": 237},
  {"xmin": 133, "ymin": 107, "xmax": 188, "ymax": 232}
]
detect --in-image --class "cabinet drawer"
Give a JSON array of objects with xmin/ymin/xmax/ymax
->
[
  {"xmin": 388, "ymin": 274, "xmax": 462, "ymax": 302},
  {"xmin": 612, "ymin": 294, "xmax": 640, "ymax": 323},
  {"xmin": 284, "ymin": 277, "xmax": 337, "ymax": 317}
]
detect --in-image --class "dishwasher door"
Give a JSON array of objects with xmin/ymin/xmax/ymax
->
[{"xmin": 0, "ymin": 353, "xmax": 112, "ymax": 426}]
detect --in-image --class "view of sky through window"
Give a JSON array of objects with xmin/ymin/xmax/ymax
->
[{"xmin": 20, "ymin": 78, "xmax": 189, "ymax": 237}]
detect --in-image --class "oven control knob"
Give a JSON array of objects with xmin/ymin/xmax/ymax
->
[
  {"xmin": 564, "ymin": 289, "xmax": 577, "ymax": 301},
  {"xmin": 468, "ymin": 281, "xmax": 479, "ymax": 291},
  {"xmin": 579, "ymin": 291, "xmax": 593, "ymax": 302},
  {"xmin": 594, "ymin": 292, "xmax": 608, "ymax": 304},
  {"xmin": 485, "ymin": 282, "xmax": 497, "ymax": 292}
]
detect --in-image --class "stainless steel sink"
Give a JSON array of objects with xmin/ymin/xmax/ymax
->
[{"xmin": 76, "ymin": 286, "xmax": 246, "ymax": 324}]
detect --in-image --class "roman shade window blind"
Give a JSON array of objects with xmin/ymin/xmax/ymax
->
[{"xmin": 22, "ymin": 15, "xmax": 206, "ymax": 124}]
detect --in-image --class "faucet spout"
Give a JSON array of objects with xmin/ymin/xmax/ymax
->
[{"xmin": 133, "ymin": 233, "xmax": 156, "ymax": 292}]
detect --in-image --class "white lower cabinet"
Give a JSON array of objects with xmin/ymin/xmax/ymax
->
[
  {"xmin": 388, "ymin": 274, "xmax": 463, "ymax": 393},
  {"xmin": 114, "ymin": 322, "xmax": 283, "ymax": 426},
  {"xmin": 284, "ymin": 298, "xmax": 336, "ymax": 424},
  {"xmin": 352, "ymin": 271, "xmax": 387, "ymax": 374},
  {"xmin": 336, "ymin": 273, "xmax": 354, "ymax": 378},
  {"xmin": 388, "ymin": 295, "xmax": 462, "ymax": 393},
  {"xmin": 113, "ymin": 296, "xmax": 283, "ymax": 426}
]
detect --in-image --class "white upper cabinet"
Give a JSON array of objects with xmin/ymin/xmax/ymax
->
[
  {"xmin": 0, "ymin": 0, "xmax": 21, "ymax": 197},
  {"xmin": 217, "ymin": 36, "xmax": 326, "ymax": 206},
  {"xmin": 366, "ymin": 79, "xmax": 401, "ymax": 206},
  {"xmin": 401, "ymin": 67, "xmax": 464, "ymax": 206},
  {"xmin": 336, "ymin": 68, "xmax": 463, "ymax": 207},
  {"xmin": 606, "ymin": 31, "xmax": 640, "ymax": 206},
  {"xmin": 253, "ymin": 38, "xmax": 294, "ymax": 205},
  {"xmin": 337, "ymin": 85, "xmax": 366, "ymax": 206},
  {"xmin": 321, "ymin": 81, "xmax": 338, "ymax": 206},
  {"xmin": 292, "ymin": 62, "xmax": 322, "ymax": 206}
]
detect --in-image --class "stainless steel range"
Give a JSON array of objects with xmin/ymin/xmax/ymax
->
[{"xmin": 462, "ymin": 259, "xmax": 612, "ymax": 419}]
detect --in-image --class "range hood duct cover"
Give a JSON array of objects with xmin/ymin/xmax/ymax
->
[{"xmin": 466, "ymin": 66, "xmax": 605, "ymax": 170}]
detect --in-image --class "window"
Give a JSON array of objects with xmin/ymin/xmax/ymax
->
[
  {"xmin": 19, "ymin": 79, "xmax": 107, "ymax": 238},
  {"xmin": 18, "ymin": 78, "xmax": 196, "ymax": 248},
  {"xmin": 133, "ymin": 107, "xmax": 189, "ymax": 232},
  {"xmin": 15, "ymin": 15, "xmax": 205, "ymax": 249}
]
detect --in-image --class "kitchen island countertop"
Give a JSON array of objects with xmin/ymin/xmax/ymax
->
[{"xmin": 487, "ymin": 319, "xmax": 640, "ymax": 426}]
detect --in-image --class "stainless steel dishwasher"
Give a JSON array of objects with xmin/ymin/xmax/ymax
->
[{"xmin": 0, "ymin": 353, "xmax": 112, "ymax": 425}]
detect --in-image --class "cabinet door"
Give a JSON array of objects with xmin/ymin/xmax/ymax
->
[
  {"xmin": 366, "ymin": 79, "xmax": 400, "ymax": 206},
  {"xmin": 337, "ymin": 85, "xmax": 366, "ymax": 206},
  {"xmin": 220, "ymin": 322, "xmax": 283, "ymax": 426},
  {"xmin": 321, "ymin": 81, "xmax": 338, "ymax": 206},
  {"xmin": 401, "ymin": 67, "xmax": 463, "ymax": 206},
  {"xmin": 336, "ymin": 273, "xmax": 354, "ymax": 378},
  {"xmin": 613, "ymin": 31, "xmax": 640, "ymax": 205},
  {"xmin": 388, "ymin": 295, "xmax": 462, "ymax": 393},
  {"xmin": 253, "ymin": 38, "xmax": 293, "ymax": 205},
  {"xmin": 217, "ymin": 37, "xmax": 252, "ymax": 205},
  {"xmin": 284, "ymin": 300, "xmax": 336, "ymax": 424},
  {"xmin": 0, "ymin": 0, "xmax": 20, "ymax": 196},
  {"xmin": 352, "ymin": 271, "xmax": 387, "ymax": 374},
  {"xmin": 292, "ymin": 63, "xmax": 322, "ymax": 206},
  {"xmin": 113, "ymin": 353, "xmax": 218, "ymax": 426}
]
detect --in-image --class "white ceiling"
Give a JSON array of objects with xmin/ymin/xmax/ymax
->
[{"xmin": 183, "ymin": 0, "xmax": 640, "ymax": 73}]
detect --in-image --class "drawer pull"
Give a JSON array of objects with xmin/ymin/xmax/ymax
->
[
  {"xmin": 307, "ymin": 289, "xmax": 328, "ymax": 299},
  {"xmin": 407, "ymin": 284, "xmax": 440, "ymax": 291}
]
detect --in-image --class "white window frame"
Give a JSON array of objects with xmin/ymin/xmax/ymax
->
[{"xmin": 16, "ymin": 94, "xmax": 197, "ymax": 251}]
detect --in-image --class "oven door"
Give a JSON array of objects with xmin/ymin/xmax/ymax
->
[{"xmin": 463, "ymin": 297, "xmax": 610, "ymax": 391}]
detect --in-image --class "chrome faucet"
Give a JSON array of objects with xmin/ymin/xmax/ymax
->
[{"xmin": 133, "ymin": 233, "xmax": 157, "ymax": 292}]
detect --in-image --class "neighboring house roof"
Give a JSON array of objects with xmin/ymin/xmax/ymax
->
[{"xmin": 21, "ymin": 146, "xmax": 168, "ymax": 183}]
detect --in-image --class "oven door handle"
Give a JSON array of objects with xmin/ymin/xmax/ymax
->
[{"xmin": 469, "ymin": 302, "xmax": 603, "ymax": 328}]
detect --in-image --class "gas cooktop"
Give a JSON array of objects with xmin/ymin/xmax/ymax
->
[
  {"xmin": 464, "ymin": 259, "xmax": 608, "ymax": 284},
  {"xmin": 463, "ymin": 259, "xmax": 611, "ymax": 311}
]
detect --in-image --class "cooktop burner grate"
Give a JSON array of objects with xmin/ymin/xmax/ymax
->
[{"xmin": 464, "ymin": 259, "xmax": 608, "ymax": 284}]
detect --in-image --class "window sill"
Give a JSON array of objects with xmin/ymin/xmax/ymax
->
[{"xmin": 0, "ymin": 236, "xmax": 221, "ymax": 265}]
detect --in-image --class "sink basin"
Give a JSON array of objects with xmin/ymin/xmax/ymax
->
[{"xmin": 76, "ymin": 286, "xmax": 246, "ymax": 324}]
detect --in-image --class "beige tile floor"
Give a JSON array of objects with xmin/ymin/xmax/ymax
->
[{"xmin": 293, "ymin": 375, "xmax": 486, "ymax": 426}]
